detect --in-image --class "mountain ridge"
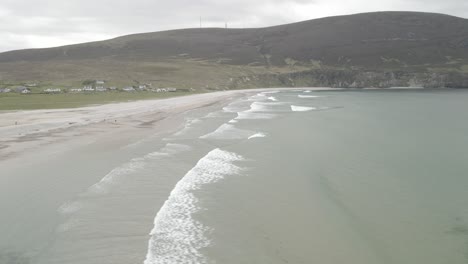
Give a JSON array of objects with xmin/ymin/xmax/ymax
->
[{"xmin": 1, "ymin": 11, "xmax": 467, "ymax": 89}]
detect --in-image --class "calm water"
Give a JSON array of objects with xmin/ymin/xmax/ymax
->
[{"xmin": 2, "ymin": 89, "xmax": 468, "ymax": 264}]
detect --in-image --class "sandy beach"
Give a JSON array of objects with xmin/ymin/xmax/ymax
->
[
  {"xmin": 0, "ymin": 89, "xmax": 250, "ymax": 263},
  {"xmin": 0, "ymin": 91, "xmax": 237, "ymax": 160},
  {"xmin": 0, "ymin": 88, "xmax": 292, "ymax": 264}
]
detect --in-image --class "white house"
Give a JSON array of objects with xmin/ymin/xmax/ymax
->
[
  {"xmin": 1, "ymin": 88, "xmax": 11, "ymax": 93},
  {"xmin": 16, "ymin": 86, "xmax": 29, "ymax": 93},
  {"xmin": 83, "ymin": 86, "xmax": 95, "ymax": 92},
  {"xmin": 96, "ymin": 80, "xmax": 105, "ymax": 85},
  {"xmin": 108, "ymin": 86, "xmax": 117, "ymax": 91},
  {"xmin": 44, "ymin": 88, "xmax": 61, "ymax": 93},
  {"xmin": 96, "ymin": 86, "xmax": 107, "ymax": 92},
  {"xmin": 21, "ymin": 89, "xmax": 31, "ymax": 94},
  {"xmin": 70, "ymin": 88, "xmax": 83, "ymax": 93},
  {"xmin": 122, "ymin": 87, "xmax": 135, "ymax": 92}
]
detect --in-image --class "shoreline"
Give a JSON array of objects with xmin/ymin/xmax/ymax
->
[
  {"xmin": 0, "ymin": 88, "xmax": 340, "ymax": 160},
  {"xmin": 0, "ymin": 87, "xmax": 435, "ymax": 160}
]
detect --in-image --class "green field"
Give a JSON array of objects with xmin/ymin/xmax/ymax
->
[{"xmin": 0, "ymin": 91, "xmax": 196, "ymax": 111}]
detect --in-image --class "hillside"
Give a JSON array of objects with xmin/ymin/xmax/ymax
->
[{"xmin": 1, "ymin": 11, "xmax": 468, "ymax": 89}]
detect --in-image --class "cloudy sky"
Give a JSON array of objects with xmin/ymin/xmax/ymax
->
[{"xmin": 0, "ymin": 0, "xmax": 467, "ymax": 52}]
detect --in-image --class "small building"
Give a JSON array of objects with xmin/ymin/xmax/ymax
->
[
  {"xmin": 96, "ymin": 86, "xmax": 107, "ymax": 92},
  {"xmin": 96, "ymin": 80, "xmax": 105, "ymax": 85},
  {"xmin": 25, "ymin": 83, "xmax": 37, "ymax": 87},
  {"xmin": 1, "ymin": 88, "xmax": 12, "ymax": 93},
  {"xmin": 44, "ymin": 88, "xmax": 61, "ymax": 93},
  {"xmin": 15, "ymin": 86, "xmax": 29, "ymax": 93},
  {"xmin": 108, "ymin": 86, "xmax": 117, "ymax": 91},
  {"xmin": 167, "ymin": 88, "xmax": 177, "ymax": 92},
  {"xmin": 122, "ymin": 87, "xmax": 135, "ymax": 92},
  {"xmin": 70, "ymin": 88, "xmax": 83, "ymax": 93},
  {"xmin": 138, "ymin": 85, "xmax": 147, "ymax": 91},
  {"xmin": 83, "ymin": 86, "xmax": 95, "ymax": 92},
  {"xmin": 21, "ymin": 89, "xmax": 31, "ymax": 94}
]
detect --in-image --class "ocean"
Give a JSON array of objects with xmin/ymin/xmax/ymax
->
[{"xmin": 1, "ymin": 89, "xmax": 468, "ymax": 264}]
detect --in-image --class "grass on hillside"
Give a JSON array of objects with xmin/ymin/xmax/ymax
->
[{"xmin": 0, "ymin": 91, "xmax": 196, "ymax": 111}]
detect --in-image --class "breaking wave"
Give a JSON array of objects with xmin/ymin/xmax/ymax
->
[
  {"xmin": 200, "ymin": 123, "xmax": 255, "ymax": 140},
  {"xmin": 234, "ymin": 102, "xmax": 281, "ymax": 120},
  {"xmin": 291, "ymin": 105, "xmax": 317, "ymax": 112},
  {"xmin": 298, "ymin": 95, "xmax": 322, "ymax": 98},
  {"xmin": 248, "ymin": 133, "xmax": 267, "ymax": 139},
  {"xmin": 143, "ymin": 149, "xmax": 244, "ymax": 264},
  {"xmin": 57, "ymin": 143, "xmax": 192, "ymax": 216}
]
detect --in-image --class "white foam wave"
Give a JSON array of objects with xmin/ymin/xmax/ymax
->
[
  {"xmin": 248, "ymin": 94, "xmax": 268, "ymax": 101},
  {"xmin": 261, "ymin": 91, "xmax": 280, "ymax": 94},
  {"xmin": 248, "ymin": 133, "xmax": 267, "ymax": 139},
  {"xmin": 222, "ymin": 101, "xmax": 251, "ymax": 113},
  {"xmin": 233, "ymin": 101, "xmax": 282, "ymax": 120},
  {"xmin": 87, "ymin": 159, "xmax": 146, "ymax": 195},
  {"xmin": 267, "ymin": 96, "xmax": 278, "ymax": 101},
  {"xmin": 304, "ymin": 90, "xmax": 312, "ymax": 93},
  {"xmin": 144, "ymin": 149, "xmax": 244, "ymax": 264},
  {"xmin": 200, "ymin": 124, "xmax": 254, "ymax": 140},
  {"xmin": 249, "ymin": 102, "xmax": 270, "ymax": 112},
  {"xmin": 291, "ymin": 105, "xmax": 317, "ymax": 112},
  {"xmin": 298, "ymin": 95, "xmax": 321, "ymax": 98},
  {"xmin": 78, "ymin": 143, "xmax": 191, "ymax": 197}
]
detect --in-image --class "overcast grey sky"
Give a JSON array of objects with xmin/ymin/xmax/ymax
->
[{"xmin": 0, "ymin": 0, "xmax": 467, "ymax": 52}]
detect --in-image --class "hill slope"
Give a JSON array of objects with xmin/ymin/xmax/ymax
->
[{"xmin": 1, "ymin": 11, "xmax": 468, "ymax": 89}]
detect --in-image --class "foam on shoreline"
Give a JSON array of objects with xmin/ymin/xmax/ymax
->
[
  {"xmin": 143, "ymin": 148, "xmax": 244, "ymax": 264},
  {"xmin": 200, "ymin": 124, "xmax": 255, "ymax": 140},
  {"xmin": 291, "ymin": 105, "xmax": 317, "ymax": 112}
]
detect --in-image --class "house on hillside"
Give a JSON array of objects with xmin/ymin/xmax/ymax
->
[
  {"xmin": 16, "ymin": 86, "xmax": 30, "ymax": 93},
  {"xmin": 44, "ymin": 88, "xmax": 61, "ymax": 93},
  {"xmin": 1, "ymin": 88, "xmax": 12, "ymax": 93},
  {"xmin": 96, "ymin": 86, "xmax": 107, "ymax": 92},
  {"xmin": 108, "ymin": 86, "xmax": 117, "ymax": 91},
  {"xmin": 96, "ymin": 80, "xmax": 105, "ymax": 85},
  {"xmin": 70, "ymin": 88, "xmax": 83, "ymax": 93},
  {"xmin": 83, "ymin": 86, "xmax": 95, "ymax": 92},
  {"xmin": 122, "ymin": 87, "xmax": 135, "ymax": 92}
]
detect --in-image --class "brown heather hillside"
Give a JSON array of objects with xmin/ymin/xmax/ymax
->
[{"xmin": 1, "ymin": 11, "xmax": 468, "ymax": 89}]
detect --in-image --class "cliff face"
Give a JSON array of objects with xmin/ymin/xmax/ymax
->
[
  {"xmin": 228, "ymin": 70, "xmax": 468, "ymax": 89},
  {"xmin": 0, "ymin": 11, "xmax": 467, "ymax": 89}
]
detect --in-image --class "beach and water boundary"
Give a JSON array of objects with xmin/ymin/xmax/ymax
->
[{"xmin": 1, "ymin": 88, "xmax": 468, "ymax": 264}]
